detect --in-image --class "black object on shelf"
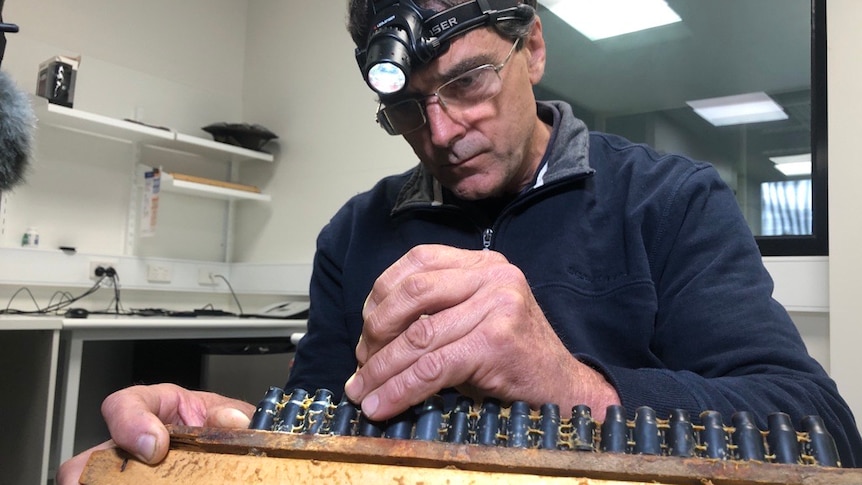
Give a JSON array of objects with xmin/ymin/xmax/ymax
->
[{"xmin": 202, "ymin": 122, "xmax": 278, "ymax": 152}]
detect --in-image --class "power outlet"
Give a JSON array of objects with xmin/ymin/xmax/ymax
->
[
  {"xmin": 146, "ymin": 263, "xmax": 173, "ymax": 283},
  {"xmin": 89, "ymin": 260, "xmax": 118, "ymax": 280},
  {"xmin": 198, "ymin": 267, "xmax": 220, "ymax": 286}
]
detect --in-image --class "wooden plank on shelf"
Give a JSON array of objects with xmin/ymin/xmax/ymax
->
[{"xmin": 169, "ymin": 172, "xmax": 261, "ymax": 193}]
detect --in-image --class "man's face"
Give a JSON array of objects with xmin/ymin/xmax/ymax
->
[{"xmin": 400, "ymin": 24, "xmax": 547, "ymax": 200}]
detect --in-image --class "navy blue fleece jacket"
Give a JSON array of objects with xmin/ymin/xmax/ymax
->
[{"xmin": 286, "ymin": 100, "xmax": 862, "ymax": 465}]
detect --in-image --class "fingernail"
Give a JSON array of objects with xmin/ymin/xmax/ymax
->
[
  {"xmin": 363, "ymin": 393, "xmax": 379, "ymax": 418},
  {"xmin": 355, "ymin": 337, "xmax": 366, "ymax": 364},
  {"xmin": 135, "ymin": 433, "xmax": 157, "ymax": 462},
  {"xmin": 362, "ymin": 294, "xmax": 372, "ymax": 316},
  {"xmin": 344, "ymin": 372, "xmax": 363, "ymax": 399},
  {"xmin": 215, "ymin": 408, "xmax": 251, "ymax": 428}
]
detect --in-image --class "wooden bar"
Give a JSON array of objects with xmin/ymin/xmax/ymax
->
[
  {"xmin": 81, "ymin": 448, "xmax": 655, "ymax": 485},
  {"xmin": 79, "ymin": 425, "xmax": 862, "ymax": 485},
  {"xmin": 170, "ymin": 172, "xmax": 261, "ymax": 193}
]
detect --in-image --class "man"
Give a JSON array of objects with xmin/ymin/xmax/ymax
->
[{"xmin": 58, "ymin": 0, "xmax": 862, "ymax": 481}]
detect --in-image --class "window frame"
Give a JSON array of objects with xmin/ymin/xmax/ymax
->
[{"xmin": 755, "ymin": 0, "xmax": 827, "ymax": 256}]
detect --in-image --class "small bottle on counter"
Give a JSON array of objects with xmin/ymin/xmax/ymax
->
[{"xmin": 21, "ymin": 227, "xmax": 39, "ymax": 247}]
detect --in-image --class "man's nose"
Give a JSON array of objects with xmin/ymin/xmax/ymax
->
[{"xmin": 424, "ymin": 98, "xmax": 466, "ymax": 147}]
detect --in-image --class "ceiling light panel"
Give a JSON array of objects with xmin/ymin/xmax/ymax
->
[
  {"xmin": 686, "ymin": 92, "xmax": 789, "ymax": 127},
  {"xmin": 769, "ymin": 154, "xmax": 811, "ymax": 176},
  {"xmin": 539, "ymin": 0, "xmax": 682, "ymax": 41}
]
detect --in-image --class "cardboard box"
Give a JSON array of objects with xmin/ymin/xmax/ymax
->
[{"xmin": 36, "ymin": 55, "xmax": 80, "ymax": 108}]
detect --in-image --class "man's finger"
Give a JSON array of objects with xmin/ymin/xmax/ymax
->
[
  {"xmin": 358, "ymin": 267, "xmax": 489, "ymax": 363},
  {"xmin": 350, "ymin": 289, "xmax": 494, "ymax": 404},
  {"xmin": 359, "ymin": 339, "xmax": 483, "ymax": 420},
  {"xmin": 207, "ymin": 406, "xmax": 253, "ymax": 428},
  {"xmin": 362, "ymin": 245, "xmax": 500, "ymax": 319},
  {"xmin": 100, "ymin": 384, "xmax": 204, "ymax": 465}
]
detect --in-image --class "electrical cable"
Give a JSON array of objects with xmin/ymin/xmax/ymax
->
[
  {"xmin": 3, "ymin": 286, "xmax": 40, "ymax": 313},
  {"xmin": 1, "ymin": 270, "xmax": 241, "ymax": 318},
  {"xmin": 42, "ymin": 278, "xmax": 105, "ymax": 314},
  {"xmin": 110, "ymin": 272, "xmax": 123, "ymax": 314},
  {"xmin": 46, "ymin": 290, "xmax": 76, "ymax": 313},
  {"xmin": 99, "ymin": 271, "xmax": 133, "ymax": 316},
  {"xmin": 0, "ymin": 276, "xmax": 107, "ymax": 315},
  {"xmin": 214, "ymin": 274, "xmax": 243, "ymax": 315}
]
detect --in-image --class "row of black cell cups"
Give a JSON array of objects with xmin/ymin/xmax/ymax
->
[{"xmin": 248, "ymin": 387, "xmax": 841, "ymax": 467}]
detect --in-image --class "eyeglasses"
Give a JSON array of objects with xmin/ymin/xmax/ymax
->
[{"xmin": 375, "ymin": 38, "xmax": 521, "ymax": 136}]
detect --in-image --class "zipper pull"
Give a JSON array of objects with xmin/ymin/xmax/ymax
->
[{"xmin": 482, "ymin": 228, "xmax": 493, "ymax": 250}]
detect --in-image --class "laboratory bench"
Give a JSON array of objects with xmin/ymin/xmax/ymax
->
[{"xmin": 0, "ymin": 314, "xmax": 306, "ymax": 484}]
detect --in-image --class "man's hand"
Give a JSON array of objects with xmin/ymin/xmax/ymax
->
[
  {"xmin": 56, "ymin": 383, "xmax": 255, "ymax": 485},
  {"xmin": 343, "ymin": 245, "xmax": 620, "ymax": 422}
]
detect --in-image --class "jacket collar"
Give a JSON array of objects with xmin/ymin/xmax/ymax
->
[{"xmin": 391, "ymin": 100, "xmax": 594, "ymax": 215}]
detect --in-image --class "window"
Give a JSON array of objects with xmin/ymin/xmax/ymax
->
[
  {"xmin": 761, "ymin": 179, "xmax": 812, "ymax": 236},
  {"xmin": 535, "ymin": 0, "xmax": 826, "ymax": 255}
]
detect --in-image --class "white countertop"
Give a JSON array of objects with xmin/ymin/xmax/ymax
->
[
  {"xmin": 61, "ymin": 316, "xmax": 307, "ymax": 331},
  {"xmin": 0, "ymin": 314, "xmax": 306, "ymax": 332},
  {"xmin": 0, "ymin": 315, "xmax": 63, "ymax": 330}
]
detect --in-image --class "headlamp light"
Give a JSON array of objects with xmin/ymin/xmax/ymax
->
[
  {"xmin": 361, "ymin": 2, "xmax": 428, "ymax": 95},
  {"xmin": 355, "ymin": 0, "xmax": 532, "ymax": 97},
  {"xmin": 367, "ymin": 63, "xmax": 407, "ymax": 95}
]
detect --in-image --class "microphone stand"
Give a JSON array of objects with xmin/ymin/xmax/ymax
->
[{"xmin": 1, "ymin": 0, "xmax": 20, "ymax": 68}]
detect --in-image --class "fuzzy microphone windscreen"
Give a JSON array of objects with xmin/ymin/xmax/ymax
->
[{"xmin": 0, "ymin": 70, "xmax": 33, "ymax": 190}]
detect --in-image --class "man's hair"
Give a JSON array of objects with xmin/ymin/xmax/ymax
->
[{"xmin": 347, "ymin": 0, "xmax": 538, "ymax": 48}]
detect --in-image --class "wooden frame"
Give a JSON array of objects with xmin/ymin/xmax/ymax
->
[{"xmin": 80, "ymin": 425, "xmax": 862, "ymax": 485}]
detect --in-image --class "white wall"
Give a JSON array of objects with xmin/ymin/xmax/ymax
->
[
  {"xmin": 234, "ymin": 0, "xmax": 416, "ymax": 263},
  {"xmin": 2, "ymin": 0, "xmax": 416, "ymax": 265},
  {"xmin": 3, "ymin": 0, "xmax": 247, "ymax": 134},
  {"xmin": 1, "ymin": 0, "xmax": 250, "ymax": 259},
  {"xmin": 826, "ymin": 0, "xmax": 862, "ymax": 432}
]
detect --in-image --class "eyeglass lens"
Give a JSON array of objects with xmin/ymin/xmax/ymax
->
[
  {"xmin": 378, "ymin": 99, "xmax": 427, "ymax": 135},
  {"xmin": 377, "ymin": 38, "xmax": 519, "ymax": 135}
]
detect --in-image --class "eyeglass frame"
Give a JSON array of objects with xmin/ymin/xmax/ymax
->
[{"xmin": 375, "ymin": 37, "xmax": 523, "ymax": 136}]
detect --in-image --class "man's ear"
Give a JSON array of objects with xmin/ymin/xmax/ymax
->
[{"xmin": 525, "ymin": 16, "xmax": 547, "ymax": 85}]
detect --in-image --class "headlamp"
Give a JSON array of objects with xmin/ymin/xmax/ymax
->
[{"xmin": 355, "ymin": 0, "xmax": 531, "ymax": 97}]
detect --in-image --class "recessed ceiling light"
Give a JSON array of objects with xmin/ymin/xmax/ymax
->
[
  {"xmin": 686, "ymin": 92, "xmax": 789, "ymax": 127},
  {"xmin": 769, "ymin": 154, "xmax": 811, "ymax": 176},
  {"xmin": 538, "ymin": 0, "xmax": 682, "ymax": 41}
]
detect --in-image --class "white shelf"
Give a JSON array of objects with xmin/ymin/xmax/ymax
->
[
  {"xmin": 160, "ymin": 171, "xmax": 271, "ymax": 202},
  {"xmin": 36, "ymin": 98, "xmax": 174, "ymax": 143},
  {"xmin": 175, "ymin": 133, "xmax": 274, "ymax": 162},
  {"xmin": 33, "ymin": 96, "xmax": 275, "ymax": 163},
  {"xmin": 29, "ymin": 95, "xmax": 275, "ymax": 260}
]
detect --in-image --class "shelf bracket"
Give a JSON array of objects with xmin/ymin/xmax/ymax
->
[{"xmin": 124, "ymin": 143, "xmax": 144, "ymax": 256}]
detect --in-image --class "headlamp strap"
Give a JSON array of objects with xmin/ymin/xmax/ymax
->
[
  {"xmin": 476, "ymin": 0, "xmax": 495, "ymax": 15},
  {"xmin": 370, "ymin": 0, "xmax": 399, "ymax": 16},
  {"xmin": 423, "ymin": 0, "xmax": 524, "ymax": 45}
]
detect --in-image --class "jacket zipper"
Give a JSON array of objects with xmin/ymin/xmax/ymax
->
[
  {"xmin": 482, "ymin": 228, "xmax": 494, "ymax": 250},
  {"xmin": 397, "ymin": 172, "xmax": 594, "ymax": 252}
]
